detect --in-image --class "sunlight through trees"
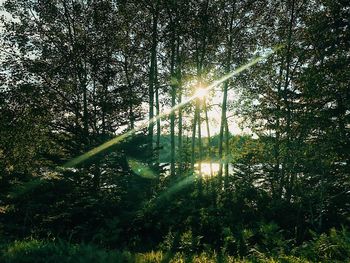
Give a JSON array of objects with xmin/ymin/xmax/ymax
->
[{"xmin": 0, "ymin": 0, "xmax": 349, "ymax": 261}]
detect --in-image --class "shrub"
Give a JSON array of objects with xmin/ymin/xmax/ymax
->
[
  {"xmin": 178, "ymin": 230, "xmax": 202, "ymax": 253},
  {"xmin": 0, "ymin": 239, "xmax": 132, "ymax": 263},
  {"xmin": 256, "ymin": 222, "xmax": 289, "ymax": 255},
  {"xmin": 294, "ymin": 227, "xmax": 350, "ymax": 262}
]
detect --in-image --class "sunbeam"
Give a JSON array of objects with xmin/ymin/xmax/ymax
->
[{"xmin": 62, "ymin": 46, "xmax": 282, "ymax": 168}]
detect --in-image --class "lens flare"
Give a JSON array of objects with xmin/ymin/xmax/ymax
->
[
  {"xmin": 157, "ymin": 174, "xmax": 196, "ymax": 200},
  {"xmin": 128, "ymin": 158, "xmax": 157, "ymax": 179},
  {"xmin": 62, "ymin": 46, "xmax": 282, "ymax": 168}
]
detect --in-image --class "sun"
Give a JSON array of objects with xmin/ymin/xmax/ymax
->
[{"xmin": 194, "ymin": 87, "xmax": 209, "ymax": 99}]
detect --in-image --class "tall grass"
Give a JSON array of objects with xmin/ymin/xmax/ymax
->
[{"xmin": 1, "ymin": 228, "xmax": 349, "ymax": 263}]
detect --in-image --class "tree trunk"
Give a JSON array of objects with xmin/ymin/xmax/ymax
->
[
  {"xmin": 170, "ymin": 27, "xmax": 177, "ymax": 177},
  {"xmin": 177, "ymin": 71, "xmax": 183, "ymax": 172},
  {"xmin": 283, "ymin": 0, "xmax": 295, "ymax": 202},
  {"xmin": 155, "ymin": 60, "xmax": 160, "ymax": 159},
  {"xmin": 193, "ymin": 0, "xmax": 209, "ymax": 176},
  {"xmin": 191, "ymin": 106, "xmax": 198, "ymax": 171},
  {"xmin": 176, "ymin": 36, "xmax": 183, "ymax": 174},
  {"xmin": 224, "ymin": 119, "xmax": 229, "ymax": 187},
  {"xmin": 203, "ymin": 99, "xmax": 213, "ymax": 177},
  {"xmin": 218, "ymin": 80, "xmax": 228, "ymax": 179},
  {"xmin": 148, "ymin": 3, "xmax": 159, "ymax": 155},
  {"xmin": 197, "ymin": 100, "xmax": 202, "ymax": 176},
  {"xmin": 124, "ymin": 56, "xmax": 134, "ymax": 130},
  {"xmin": 218, "ymin": 3, "xmax": 234, "ymax": 181}
]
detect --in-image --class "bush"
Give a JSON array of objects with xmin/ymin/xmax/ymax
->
[
  {"xmin": 255, "ymin": 222, "xmax": 289, "ymax": 255},
  {"xmin": 0, "ymin": 239, "xmax": 133, "ymax": 263},
  {"xmin": 294, "ymin": 227, "xmax": 350, "ymax": 262},
  {"xmin": 2, "ymin": 229, "xmax": 349, "ymax": 263}
]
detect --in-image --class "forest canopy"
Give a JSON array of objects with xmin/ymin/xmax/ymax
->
[{"xmin": 0, "ymin": 0, "xmax": 349, "ymax": 262}]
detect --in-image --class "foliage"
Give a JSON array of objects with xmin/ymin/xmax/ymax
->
[
  {"xmin": 1, "ymin": 239, "xmax": 122, "ymax": 263},
  {"xmin": 293, "ymin": 227, "xmax": 350, "ymax": 262},
  {"xmin": 0, "ymin": 0, "xmax": 349, "ymax": 261},
  {"xmin": 1, "ymin": 232, "xmax": 350, "ymax": 263}
]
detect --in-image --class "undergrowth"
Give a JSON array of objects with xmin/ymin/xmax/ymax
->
[{"xmin": 1, "ymin": 227, "xmax": 349, "ymax": 263}]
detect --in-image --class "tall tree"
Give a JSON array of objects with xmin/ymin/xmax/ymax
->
[{"xmin": 147, "ymin": 0, "xmax": 160, "ymax": 155}]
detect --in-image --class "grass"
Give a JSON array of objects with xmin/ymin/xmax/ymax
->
[
  {"xmin": 0, "ymin": 239, "xmax": 308, "ymax": 263},
  {"xmin": 1, "ymin": 229, "xmax": 349, "ymax": 263}
]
